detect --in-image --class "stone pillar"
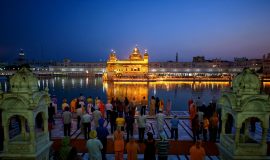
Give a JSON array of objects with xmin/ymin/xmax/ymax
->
[
  {"xmin": 244, "ymin": 121, "xmax": 249, "ymax": 142},
  {"xmin": 221, "ymin": 117, "xmax": 226, "ymax": 134},
  {"xmin": 29, "ymin": 125, "xmax": 36, "ymax": 153},
  {"xmin": 20, "ymin": 117, "xmax": 26, "ymax": 140},
  {"xmin": 43, "ymin": 116, "xmax": 48, "ymax": 133},
  {"xmin": 3, "ymin": 123, "xmax": 9, "ymax": 152},
  {"xmin": 262, "ymin": 127, "xmax": 267, "ymax": 144},
  {"xmin": 235, "ymin": 128, "xmax": 240, "ymax": 144}
]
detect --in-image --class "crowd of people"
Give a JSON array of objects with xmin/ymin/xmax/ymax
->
[
  {"xmin": 50, "ymin": 94, "xmax": 212, "ymax": 160},
  {"xmin": 188, "ymin": 96, "xmax": 220, "ymax": 142}
]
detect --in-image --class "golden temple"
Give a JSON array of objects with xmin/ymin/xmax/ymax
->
[{"xmin": 104, "ymin": 47, "xmax": 149, "ymax": 81}]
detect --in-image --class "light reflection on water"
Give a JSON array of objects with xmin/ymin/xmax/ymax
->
[
  {"xmin": 1, "ymin": 77, "xmax": 270, "ymax": 111},
  {"xmin": 42, "ymin": 77, "xmax": 231, "ymax": 111}
]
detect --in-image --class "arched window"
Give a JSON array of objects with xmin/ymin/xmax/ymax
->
[
  {"xmin": 239, "ymin": 117, "xmax": 262, "ymax": 143},
  {"xmin": 8, "ymin": 115, "xmax": 29, "ymax": 141}
]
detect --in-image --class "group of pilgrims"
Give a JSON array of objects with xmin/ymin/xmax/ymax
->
[{"xmin": 48, "ymin": 94, "xmax": 215, "ymax": 160}]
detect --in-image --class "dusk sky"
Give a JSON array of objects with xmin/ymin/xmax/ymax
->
[{"xmin": 1, "ymin": 0, "xmax": 270, "ymax": 62}]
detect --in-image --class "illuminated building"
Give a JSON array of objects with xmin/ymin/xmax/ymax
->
[{"xmin": 104, "ymin": 47, "xmax": 149, "ymax": 81}]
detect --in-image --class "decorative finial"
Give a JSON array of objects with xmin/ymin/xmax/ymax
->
[{"xmin": 144, "ymin": 49, "xmax": 148, "ymax": 53}]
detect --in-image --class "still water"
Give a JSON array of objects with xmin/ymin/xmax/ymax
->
[{"xmin": 1, "ymin": 77, "xmax": 270, "ymax": 111}]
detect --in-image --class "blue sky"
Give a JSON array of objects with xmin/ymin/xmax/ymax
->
[{"xmin": 1, "ymin": 0, "xmax": 270, "ymax": 62}]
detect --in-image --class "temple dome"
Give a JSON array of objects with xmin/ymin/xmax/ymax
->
[
  {"xmin": 129, "ymin": 47, "xmax": 143, "ymax": 60},
  {"xmin": 232, "ymin": 68, "xmax": 260, "ymax": 94},
  {"xmin": 109, "ymin": 52, "xmax": 117, "ymax": 61},
  {"xmin": 10, "ymin": 67, "xmax": 39, "ymax": 93}
]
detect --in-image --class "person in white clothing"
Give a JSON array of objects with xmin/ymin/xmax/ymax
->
[
  {"xmin": 62, "ymin": 107, "xmax": 72, "ymax": 136},
  {"xmin": 156, "ymin": 110, "xmax": 165, "ymax": 138},
  {"xmin": 82, "ymin": 111, "xmax": 92, "ymax": 140},
  {"xmin": 105, "ymin": 100, "xmax": 113, "ymax": 122},
  {"xmin": 93, "ymin": 109, "xmax": 102, "ymax": 129}
]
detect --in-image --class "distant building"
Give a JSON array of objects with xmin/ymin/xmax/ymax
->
[
  {"xmin": 192, "ymin": 56, "xmax": 205, "ymax": 62},
  {"xmin": 262, "ymin": 53, "xmax": 270, "ymax": 75},
  {"xmin": 17, "ymin": 49, "xmax": 26, "ymax": 65}
]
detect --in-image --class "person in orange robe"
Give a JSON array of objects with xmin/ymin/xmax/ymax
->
[
  {"xmin": 190, "ymin": 140, "xmax": 205, "ymax": 160},
  {"xmin": 126, "ymin": 137, "xmax": 139, "ymax": 160},
  {"xmin": 99, "ymin": 101, "xmax": 105, "ymax": 118},
  {"xmin": 114, "ymin": 126, "xmax": 125, "ymax": 160},
  {"xmin": 70, "ymin": 98, "xmax": 77, "ymax": 113}
]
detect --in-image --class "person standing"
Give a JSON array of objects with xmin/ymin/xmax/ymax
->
[
  {"xmin": 130, "ymin": 97, "xmax": 137, "ymax": 117},
  {"xmin": 82, "ymin": 111, "xmax": 92, "ymax": 140},
  {"xmin": 124, "ymin": 97, "xmax": 130, "ymax": 117},
  {"xmin": 48, "ymin": 103, "xmax": 55, "ymax": 139},
  {"xmin": 157, "ymin": 132, "xmax": 169, "ymax": 160},
  {"xmin": 197, "ymin": 108, "xmax": 204, "ymax": 138},
  {"xmin": 110, "ymin": 109, "xmax": 117, "ymax": 134},
  {"xmin": 195, "ymin": 96, "xmax": 202, "ymax": 109},
  {"xmin": 189, "ymin": 103, "xmax": 197, "ymax": 124},
  {"xmin": 87, "ymin": 96, "xmax": 93, "ymax": 106},
  {"xmin": 150, "ymin": 96, "xmax": 156, "ymax": 116},
  {"xmin": 192, "ymin": 114, "xmax": 200, "ymax": 142},
  {"xmin": 51, "ymin": 95, "xmax": 58, "ymax": 114},
  {"xmin": 155, "ymin": 97, "xmax": 160, "ymax": 114},
  {"xmin": 116, "ymin": 115, "xmax": 125, "ymax": 131},
  {"xmin": 166, "ymin": 99, "xmax": 172, "ymax": 116},
  {"xmin": 93, "ymin": 108, "xmax": 102, "ymax": 129},
  {"xmin": 189, "ymin": 140, "xmax": 205, "ymax": 160},
  {"xmin": 105, "ymin": 100, "xmax": 113, "ymax": 122},
  {"xmin": 126, "ymin": 137, "xmax": 139, "ymax": 160},
  {"xmin": 144, "ymin": 132, "xmax": 156, "ymax": 160},
  {"xmin": 125, "ymin": 111, "xmax": 135, "ymax": 142},
  {"xmin": 203, "ymin": 116, "xmax": 209, "ymax": 141},
  {"xmin": 170, "ymin": 115, "xmax": 179, "ymax": 140},
  {"xmin": 156, "ymin": 110, "xmax": 165, "ymax": 137},
  {"xmin": 141, "ymin": 96, "xmax": 148, "ymax": 115},
  {"xmin": 209, "ymin": 112, "xmax": 219, "ymax": 142},
  {"xmin": 137, "ymin": 111, "xmax": 147, "ymax": 142},
  {"xmin": 117, "ymin": 100, "xmax": 124, "ymax": 118},
  {"xmin": 76, "ymin": 99, "xmax": 83, "ymax": 130},
  {"xmin": 62, "ymin": 98, "xmax": 70, "ymax": 112},
  {"xmin": 86, "ymin": 130, "xmax": 103, "ymax": 160},
  {"xmin": 99, "ymin": 101, "xmax": 106, "ymax": 118},
  {"xmin": 159, "ymin": 99, "xmax": 164, "ymax": 112},
  {"xmin": 96, "ymin": 118, "xmax": 109, "ymax": 160},
  {"xmin": 87, "ymin": 102, "xmax": 94, "ymax": 114},
  {"xmin": 188, "ymin": 98, "xmax": 193, "ymax": 113},
  {"xmin": 114, "ymin": 127, "xmax": 125, "ymax": 160},
  {"xmin": 62, "ymin": 107, "xmax": 72, "ymax": 136}
]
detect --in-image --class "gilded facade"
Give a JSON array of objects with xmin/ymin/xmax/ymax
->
[{"xmin": 104, "ymin": 47, "xmax": 149, "ymax": 80}]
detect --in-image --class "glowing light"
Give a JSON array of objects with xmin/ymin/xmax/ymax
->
[
  {"xmin": 72, "ymin": 79, "xmax": 75, "ymax": 88},
  {"xmin": 62, "ymin": 79, "xmax": 65, "ymax": 89},
  {"xmin": 4, "ymin": 82, "xmax": 7, "ymax": 92},
  {"xmin": 86, "ymin": 77, "xmax": 89, "ymax": 86},
  {"xmin": 80, "ymin": 79, "xmax": 83, "ymax": 88}
]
